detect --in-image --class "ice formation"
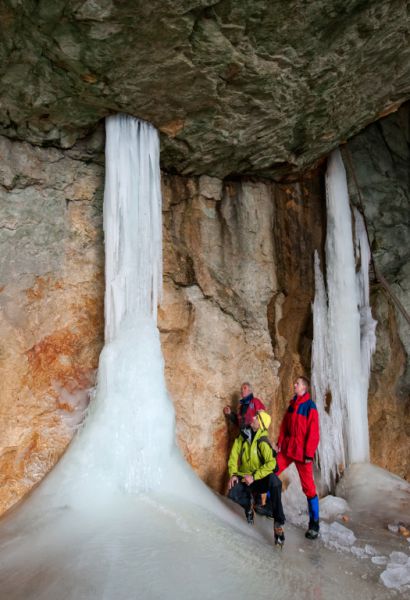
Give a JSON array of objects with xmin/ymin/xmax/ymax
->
[
  {"xmin": 311, "ymin": 149, "xmax": 377, "ymax": 490},
  {"xmin": 354, "ymin": 208, "xmax": 377, "ymax": 388},
  {"xmin": 33, "ymin": 114, "xmax": 214, "ymax": 506}
]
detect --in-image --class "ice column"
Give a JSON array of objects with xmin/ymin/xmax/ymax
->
[
  {"xmin": 312, "ymin": 149, "xmax": 376, "ymax": 490},
  {"xmin": 354, "ymin": 207, "xmax": 377, "ymax": 386},
  {"xmin": 104, "ymin": 114, "xmax": 163, "ymax": 340},
  {"xmin": 47, "ymin": 114, "xmax": 175, "ymax": 501},
  {"xmin": 311, "ymin": 252, "xmax": 345, "ymax": 489}
]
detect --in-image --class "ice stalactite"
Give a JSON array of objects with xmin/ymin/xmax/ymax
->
[
  {"xmin": 104, "ymin": 115, "xmax": 163, "ymax": 340},
  {"xmin": 36, "ymin": 115, "xmax": 211, "ymax": 505},
  {"xmin": 311, "ymin": 251, "xmax": 345, "ymax": 490},
  {"xmin": 354, "ymin": 207, "xmax": 377, "ymax": 389},
  {"xmin": 312, "ymin": 149, "xmax": 377, "ymax": 491}
]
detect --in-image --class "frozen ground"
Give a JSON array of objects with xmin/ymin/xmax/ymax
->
[
  {"xmin": 282, "ymin": 462, "xmax": 410, "ymax": 595},
  {"xmin": 0, "ymin": 462, "xmax": 409, "ymax": 600},
  {"xmin": 0, "ymin": 487, "xmax": 402, "ymax": 600}
]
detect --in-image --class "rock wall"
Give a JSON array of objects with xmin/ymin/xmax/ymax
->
[
  {"xmin": 159, "ymin": 174, "xmax": 281, "ymax": 490},
  {"xmin": 1, "ymin": 1, "xmax": 410, "ymax": 178},
  {"xmin": 0, "ymin": 108, "xmax": 408, "ymax": 515},
  {"xmin": 0, "ymin": 133, "xmax": 105, "ymax": 513}
]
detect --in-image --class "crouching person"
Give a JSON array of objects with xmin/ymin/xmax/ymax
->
[{"xmin": 227, "ymin": 411, "xmax": 286, "ymax": 547}]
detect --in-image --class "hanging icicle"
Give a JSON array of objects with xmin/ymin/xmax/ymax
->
[{"xmin": 312, "ymin": 148, "xmax": 377, "ymax": 491}]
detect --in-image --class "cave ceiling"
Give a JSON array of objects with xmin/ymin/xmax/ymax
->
[{"xmin": 1, "ymin": 0, "xmax": 410, "ymax": 178}]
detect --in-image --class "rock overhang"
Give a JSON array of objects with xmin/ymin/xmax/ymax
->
[{"xmin": 1, "ymin": 0, "xmax": 409, "ymax": 178}]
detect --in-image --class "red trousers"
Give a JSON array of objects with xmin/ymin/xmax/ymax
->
[{"xmin": 276, "ymin": 452, "xmax": 317, "ymax": 499}]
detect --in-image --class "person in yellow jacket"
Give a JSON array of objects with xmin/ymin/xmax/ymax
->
[{"xmin": 227, "ymin": 411, "xmax": 286, "ymax": 546}]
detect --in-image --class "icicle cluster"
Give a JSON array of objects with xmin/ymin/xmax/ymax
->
[
  {"xmin": 104, "ymin": 114, "xmax": 163, "ymax": 341},
  {"xmin": 312, "ymin": 149, "xmax": 377, "ymax": 491}
]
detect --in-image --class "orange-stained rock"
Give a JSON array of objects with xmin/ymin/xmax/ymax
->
[{"xmin": 0, "ymin": 135, "xmax": 104, "ymax": 515}]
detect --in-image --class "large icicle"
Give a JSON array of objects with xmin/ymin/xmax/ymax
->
[
  {"xmin": 354, "ymin": 207, "xmax": 377, "ymax": 387},
  {"xmin": 36, "ymin": 114, "xmax": 175, "ymax": 500},
  {"xmin": 311, "ymin": 252, "xmax": 345, "ymax": 490},
  {"xmin": 104, "ymin": 115, "xmax": 163, "ymax": 341},
  {"xmin": 312, "ymin": 149, "xmax": 377, "ymax": 490}
]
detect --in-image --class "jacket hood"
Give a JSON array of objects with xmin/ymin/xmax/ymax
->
[{"xmin": 257, "ymin": 411, "xmax": 271, "ymax": 430}]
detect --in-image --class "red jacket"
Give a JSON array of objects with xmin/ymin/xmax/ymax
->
[
  {"xmin": 231, "ymin": 394, "xmax": 265, "ymax": 429},
  {"xmin": 277, "ymin": 392, "xmax": 319, "ymax": 462}
]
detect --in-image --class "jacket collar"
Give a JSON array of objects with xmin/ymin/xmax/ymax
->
[
  {"xmin": 292, "ymin": 391, "xmax": 311, "ymax": 405},
  {"xmin": 240, "ymin": 393, "xmax": 253, "ymax": 405}
]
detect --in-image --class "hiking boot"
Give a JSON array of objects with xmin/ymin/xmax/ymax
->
[
  {"xmin": 305, "ymin": 520, "xmax": 320, "ymax": 540},
  {"xmin": 245, "ymin": 507, "xmax": 254, "ymax": 525},
  {"xmin": 274, "ymin": 522, "xmax": 285, "ymax": 548},
  {"xmin": 255, "ymin": 504, "xmax": 274, "ymax": 519}
]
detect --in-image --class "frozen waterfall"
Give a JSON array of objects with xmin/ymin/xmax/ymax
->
[{"xmin": 312, "ymin": 148, "xmax": 377, "ymax": 491}]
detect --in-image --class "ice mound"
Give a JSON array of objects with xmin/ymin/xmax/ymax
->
[
  {"xmin": 380, "ymin": 551, "xmax": 410, "ymax": 591},
  {"xmin": 320, "ymin": 521, "xmax": 356, "ymax": 551},
  {"xmin": 320, "ymin": 495, "xmax": 350, "ymax": 520},
  {"xmin": 336, "ymin": 463, "xmax": 410, "ymax": 524}
]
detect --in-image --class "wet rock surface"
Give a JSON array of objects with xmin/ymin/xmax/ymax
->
[{"xmin": 1, "ymin": 1, "xmax": 410, "ymax": 177}]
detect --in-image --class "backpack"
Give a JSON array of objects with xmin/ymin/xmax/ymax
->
[{"xmin": 256, "ymin": 436, "xmax": 278, "ymax": 472}]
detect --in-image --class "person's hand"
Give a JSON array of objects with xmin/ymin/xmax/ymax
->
[
  {"xmin": 223, "ymin": 406, "xmax": 232, "ymax": 416},
  {"xmin": 228, "ymin": 476, "xmax": 238, "ymax": 490},
  {"xmin": 243, "ymin": 474, "xmax": 254, "ymax": 486}
]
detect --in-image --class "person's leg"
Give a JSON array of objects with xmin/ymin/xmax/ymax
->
[
  {"xmin": 256, "ymin": 453, "xmax": 292, "ymax": 517},
  {"xmin": 295, "ymin": 461, "xmax": 320, "ymax": 538},
  {"xmin": 250, "ymin": 474, "xmax": 286, "ymax": 545},
  {"xmin": 250, "ymin": 473, "xmax": 285, "ymax": 548},
  {"xmin": 228, "ymin": 480, "xmax": 254, "ymax": 523},
  {"xmin": 251, "ymin": 474, "xmax": 285, "ymax": 525},
  {"xmin": 275, "ymin": 451, "xmax": 293, "ymax": 476}
]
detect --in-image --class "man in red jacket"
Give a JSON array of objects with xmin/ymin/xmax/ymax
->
[
  {"xmin": 223, "ymin": 382, "xmax": 266, "ymax": 430},
  {"xmin": 276, "ymin": 376, "xmax": 320, "ymax": 539}
]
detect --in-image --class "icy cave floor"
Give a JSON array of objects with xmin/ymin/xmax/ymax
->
[{"xmin": 0, "ymin": 464, "xmax": 408, "ymax": 600}]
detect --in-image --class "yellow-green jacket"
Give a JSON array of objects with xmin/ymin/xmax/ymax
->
[{"xmin": 228, "ymin": 411, "xmax": 277, "ymax": 480}]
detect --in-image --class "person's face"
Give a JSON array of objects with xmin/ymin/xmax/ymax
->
[
  {"xmin": 241, "ymin": 383, "xmax": 251, "ymax": 397},
  {"xmin": 250, "ymin": 415, "xmax": 260, "ymax": 432},
  {"xmin": 294, "ymin": 378, "xmax": 307, "ymax": 396}
]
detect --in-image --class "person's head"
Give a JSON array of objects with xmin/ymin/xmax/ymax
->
[
  {"xmin": 250, "ymin": 411, "xmax": 271, "ymax": 432},
  {"xmin": 294, "ymin": 376, "xmax": 309, "ymax": 397},
  {"xmin": 240, "ymin": 382, "xmax": 253, "ymax": 398}
]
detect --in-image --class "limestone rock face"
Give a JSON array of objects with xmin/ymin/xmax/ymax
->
[
  {"xmin": 0, "ymin": 134, "xmax": 104, "ymax": 513},
  {"xmin": 269, "ymin": 171, "xmax": 326, "ymax": 419},
  {"xmin": 1, "ymin": 1, "xmax": 410, "ymax": 177},
  {"xmin": 159, "ymin": 175, "xmax": 281, "ymax": 490},
  {"xmin": 346, "ymin": 104, "xmax": 410, "ymax": 478}
]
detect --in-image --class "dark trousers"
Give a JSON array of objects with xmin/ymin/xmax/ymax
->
[{"xmin": 228, "ymin": 473, "xmax": 285, "ymax": 525}]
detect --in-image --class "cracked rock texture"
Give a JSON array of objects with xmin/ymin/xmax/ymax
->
[{"xmin": 1, "ymin": 0, "xmax": 410, "ymax": 178}]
